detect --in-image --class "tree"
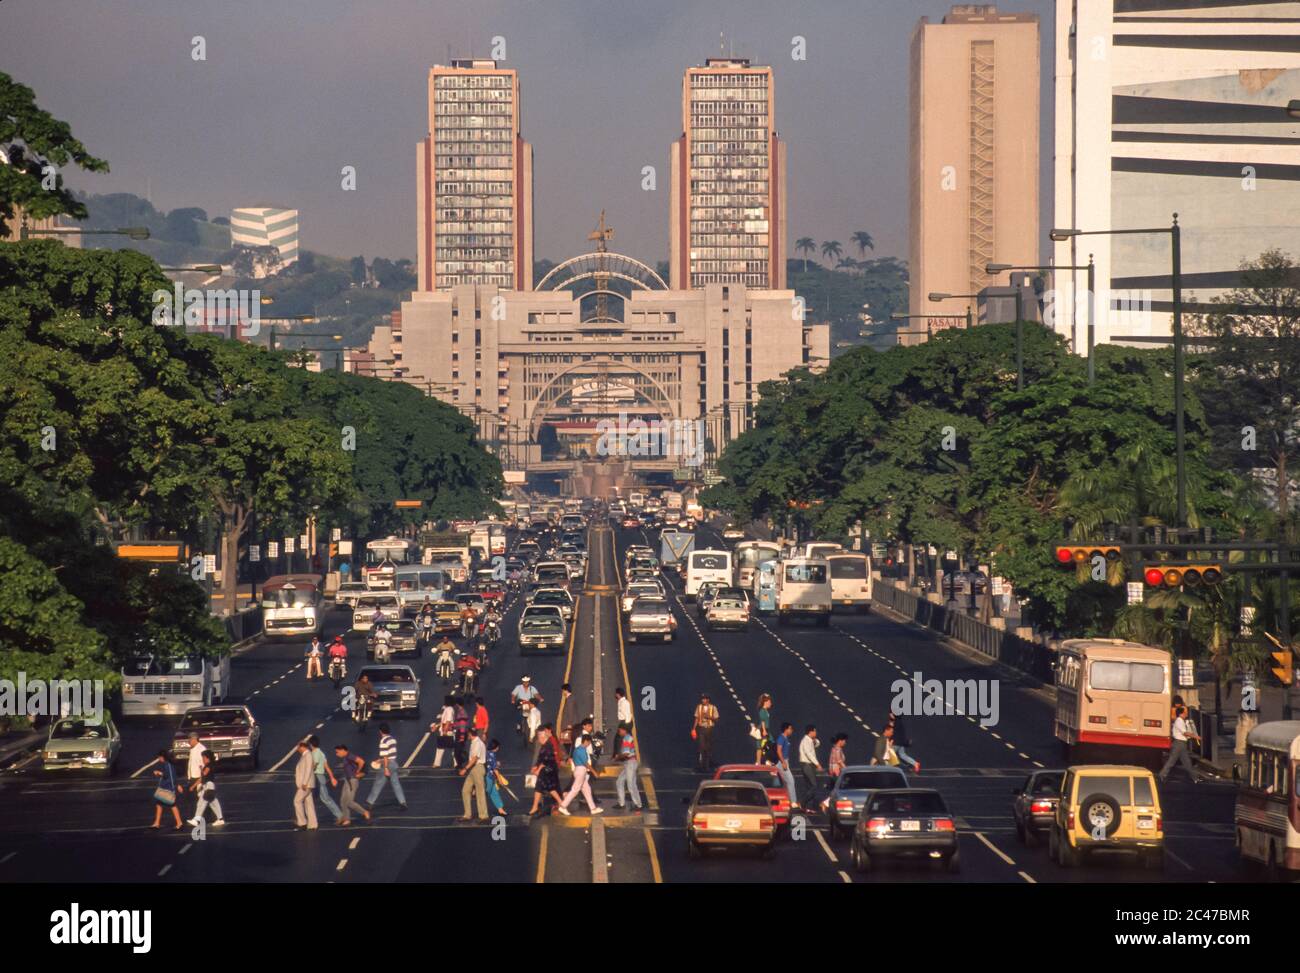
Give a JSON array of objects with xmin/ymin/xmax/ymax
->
[
  {"xmin": 796, "ymin": 237, "xmax": 816, "ymax": 273},
  {"xmin": 0, "ymin": 73, "xmax": 109, "ymax": 235},
  {"xmin": 820, "ymin": 240, "xmax": 842, "ymax": 264},
  {"xmin": 852, "ymin": 230, "xmax": 875, "ymax": 257},
  {"xmin": 350, "ymin": 255, "xmax": 367, "ymax": 285}
]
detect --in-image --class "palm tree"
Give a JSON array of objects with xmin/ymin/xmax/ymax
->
[
  {"xmin": 821, "ymin": 240, "xmax": 842, "ymax": 265},
  {"xmin": 852, "ymin": 230, "xmax": 875, "ymax": 258},
  {"xmin": 796, "ymin": 237, "xmax": 816, "ymax": 273}
]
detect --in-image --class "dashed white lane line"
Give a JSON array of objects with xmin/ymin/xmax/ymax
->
[
  {"xmin": 130, "ymin": 756, "xmax": 162, "ymax": 779},
  {"xmin": 974, "ymin": 830, "xmax": 1016, "ymax": 867},
  {"xmin": 0, "ymin": 851, "xmax": 17, "ymax": 865},
  {"xmin": 1018, "ymin": 870, "xmax": 1037, "ymax": 884},
  {"xmin": 336, "ymin": 859, "xmax": 349, "ymax": 872},
  {"xmin": 348, "ymin": 837, "xmax": 361, "ymax": 850},
  {"xmin": 755, "ymin": 619, "xmax": 874, "ymax": 734},
  {"xmin": 157, "ymin": 863, "xmax": 172, "ymax": 877},
  {"xmin": 813, "ymin": 828, "xmax": 839, "ymax": 864},
  {"xmin": 177, "ymin": 843, "xmax": 192, "ymax": 856},
  {"xmin": 838, "ymin": 870, "xmax": 852, "ymax": 883}
]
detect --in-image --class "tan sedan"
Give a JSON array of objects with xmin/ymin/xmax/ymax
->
[{"xmin": 685, "ymin": 780, "xmax": 777, "ymax": 859}]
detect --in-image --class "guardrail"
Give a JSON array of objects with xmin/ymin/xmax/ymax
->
[
  {"xmin": 873, "ymin": 580, "xmax": 1055, "ymax": 683},
  {"xmin": 223, "ymin": 606, "xmax": 263, "ymax": 646}
]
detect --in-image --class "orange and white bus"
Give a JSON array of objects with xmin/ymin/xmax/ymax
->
[
  {"xmin": 260, "ymin": 574, "xmax": 324, "ymax": 640},
  {"xmin": 1234, "ymin": 720, "xmax": 1300, "ymax": 875},
  {"xmin": 1054, "ymin": 639, "xmax": 1171, "ymax": 760}
]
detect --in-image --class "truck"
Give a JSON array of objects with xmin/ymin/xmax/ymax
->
[
  {"xmin": 420, "ymin": 530, "xmax": 471, "ymax": 584},
  {"xmin": 662, "ymin": 491, "xmax": 684, "ymax": 512},
  {"xmin": 660, "ymin": 529, "xmax": 696, "ymax": 573},
  {"xmin": 684, "ymin": 497, "xmax": 704, "ymax": 523}
]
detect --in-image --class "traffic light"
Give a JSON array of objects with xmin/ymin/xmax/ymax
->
[
  {"xmin": 1271, "ymin": 647, "xmax": 1294, "ymax": 687},
  {"xmin": 1141, "ymin": 563, "xmax": 1225, "ymax": 588},
  {"xmin": 1054, "ymin": 545, "xmax": 1121, "ymax": 565}
]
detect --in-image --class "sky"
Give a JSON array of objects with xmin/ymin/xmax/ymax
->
[{"xmin": 0, "ymin": 0, "xmax": 1057, "ymax": 267}]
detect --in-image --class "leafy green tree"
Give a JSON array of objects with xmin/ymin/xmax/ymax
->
[
  {"xmin": 0, "ymin": 73, "xmax": 109, "ymax": 235},
  {"xmin": 820, "ymin": 240, "xmax": 842, "ymax": 264}
]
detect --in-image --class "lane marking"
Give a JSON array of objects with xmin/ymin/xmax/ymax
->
[
  {"xmin": 336, "ymin": 859, "xmax": 348, "ymax": 871},
  {"xmin": 177, "ymin": 843, "xmax": 192, "ymax": 856},
  {"xmin": 349, "ymin": 837, "xmax": 360, "ymax": 850},
  {"xmin": 404, "ymin": 732, "xmax": 431, "ymax": 768},
  {"xmin": 0, "ymin": 851, "xmax": 17, "ymax": 865},
  {"xmin": 813, "ymin": 828, "xmax": 839, "ymax": 863},
  {"xmin": 838, "ymin": 870, "xmax": 852, "ymax": 883},
  {"xmin": 974, "ymin": 830, "xmax": 1016, "ymax": 866},
  {"xmin": 157, "ymin": 864, "xmax": 172, "ymax": 877},
  {"xmin": 645, "ymin": 829, "xmax": 663, "ymax": 884},
  {"xmin": 535, "ymin": 824, "xmax": 548, "ymax": 884},
  {"xmin": 130, "ymin": 756, "xmax": 162, "ymax": 779},
  {"xmin": 1018, "ymin": 870, "xmax": 1037, "ymax": 883}
]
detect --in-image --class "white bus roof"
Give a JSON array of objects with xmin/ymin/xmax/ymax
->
[
  {"xmin": 1246, "ymin": 720, "xmax": 1300, "ymax": 757},
  {"xmin": 1058, "ymin": 639, "xmax": 1171, "ymax": 661}
]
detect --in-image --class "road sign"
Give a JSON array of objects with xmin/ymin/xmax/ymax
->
[
  {"xmin": 284, "ymin": 537, "xmax": 295, "ymax": 554},
  {"xmin": 1126, "ymin": 582, "xmax": 1144, "ymax": 605},
  {"xmin": 1178, "ymin": 659, "xmax": 1195, "ymax": 688},
  {"xmin": 991, "ymin": 577, "xmax": 1004, "ymax": 596},
  {"xmin": 331, "ymin": 528, "xmax": 341, "ymax": 542},
  {"xmin": 338, "ymin": 540, "xmax": 353, "ymax": 556},
  {"xmin": 267, "ymin": 542, "xmax": 279, "ymax": 558},
  {"xmin": 703, "ymin": 472, "xmax": 724, "ymax": 485},
  {"xmin": 249, "ymin": 545, "xmax": 261, "ymax": 563},
  {"xmin": 203, "ymin": 554, "xmax": 217, "ymax": 575}
]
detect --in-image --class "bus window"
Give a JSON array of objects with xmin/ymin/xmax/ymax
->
[
  {"xmin": 691, "ymin": 553, "xmax": 728, "ymax": 571},
  {"xmin": 1089, "ymin": 661, "xmax": 1165, "ymax": 693},
  {"xmin": 785, "ymin": 563, "xmax": 827, "ymax": 584},
  {"xmin": 829, "ymin": 558, "xmax": 867, "ymax": 579}
]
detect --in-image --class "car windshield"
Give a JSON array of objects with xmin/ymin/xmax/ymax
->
[
  {"xmin": 361, "ymin": 668, "xmax": 414, "ymax": 683},
  {"xmin": 840, "ymin": 770, "xmax": 904, "ymax": 790},
  {"xmin": 456, "ymin": 595, "xmax": 484, "ymax": 606},
  {"xmin": 522, "ymin": 618, "xmax": 563, "ymax": 633},
  {"xmin": 356, "ymin": 597, "xmax": 397, "ymax": 609},
  {"xmin": 51, "ymin": 720, "xmax": 109, "ymax": 739},
  {"xmin": 1089, "ymin": 661, "xmax": 1165, "ymax": 693},
  {"xmin": 712, "ymin": 599, "xmax": 745, "ymax": 610},
  {"xmin": 698, "ymin": 786, "xmax": 769, "ymax": 808},
  {"xmin": 124, "ymin": 655, "xmax": 205, "ymax": 676},
  {"xmin": 435, "ymin": 602, "xmax": 459, "ymax": 613},
  {"xmin": 785, "ymin": 564, "xmax": 828, "ymax": 583},
  {"xmin": 180, "ymin": 710, "xmax": 248, "ymax": 728},
  {"xmin": 535, "ymin": 592, "xmax": 568, "ymax": 605},
  {"xmin": 868, "ymin": 792, "xmax": 947, "ymax": 816}
]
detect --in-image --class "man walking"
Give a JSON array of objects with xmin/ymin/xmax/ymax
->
[
  {"xmin": 614, "ymin": 725, "xmax": 642, "ymax": 812},
  {"xmin": 308, "ymin": 735, "xmax": 343, "ymax": 825},
  {"xmin": 692, "ymin": 693, "xmax": 719, "ymax": 772},
  {"xmin": 333, "ymin": 744, "xmax": 370, "ymax": 825},
  {"xmin": 185, "ymin": 732, "xmax": 225, "ymax": 827},
  {"xmin": 614, "ymin": 687, "xmax": 633, "ymax": 740},
  {"xmin": 459, "ymin": 727, "xmax": 489, "ymax": 822},
  {"xmin": 1158, "ymin": 705, "xmax": 1204, "ymax": 784},
  {"xmin": 473, "ymin": 696, "xmax": 490, "ymax": 742},
  {"xmin": 887, "ymin": 713, "xmax": 921, "ymax": 774},
  {"xmin": 293, "ymin": 740, "xmax": 318, "ymax": 830},
  {"xmin": 366, "ymin": 723, "xmax": 408, "ymax": 810},
  {"xmin": 797, "ymin": 725, "xmax": 823, "ymax": 812},
  {"xmin": 775, "ymin": 723, "xmax": 798, "ymax": 809}
]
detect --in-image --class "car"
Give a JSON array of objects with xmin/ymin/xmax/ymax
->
[
  {"xmin": 621, "ymin": 581, "xmax": 664, "ymax": 614},
  {"xmin": 516, "ymin": 541, "xmax": 541, "ymax": 563},
  {"xmin": 431, "ymin": 600, "xmax": 463, "ymax": 633},
  {"xmin": 850, "ymin": 788, "xmax": 959, "ymax": 873},
  {"xmin": 686, "ymin": 779, "xmax": 777, "ymax": 859},
  {"xmin": 621, "ymin": 516, "xmax": 640, "ymax": 528},
  {"xmin": 712, "ymin": 764, "xmax": 793, "ymax": 827},
  {"xmin": 521, "ymin": 604, "xmax": 565, "ymax": 629},
  {"xmin": 695, "ymin": 581, "xmax": 725, "ymax": 617},
  {"xmin": 368, "ymin": 618, "xmax": 419, "ymax": 659},
  {"xmin": 170, "ymin": 705, "xmax": 262, "ymax": 769},
  {"xmin": 356, "ymin": 665, "xmax": 421, "ymax": 717},
  {"xmin": 825, "ymin": 765, "xmax": 909, "ymax": 839},
  {"xmin": 352, "ymin": 593, "xmax": 403, "ymax": 632},
  {"xmin": 1049, "ymin": 765, "xmax": 1164, "ymax": 870},
  {"xmin": 531, "ymin": 587, "xmax": 575, "ymax": 620},
  {"xmin": 627, "ymin": 567, "xmax": 658, "ymax": 584},
  {"xmin": 627, "ymin": 596, "xmax": 676, "ymax": 643},
  {"xmin": 1011, "ymin": 769, "xmax": 1064, "ymax": 846},
  {"xmin": 334, "ymin": 581, "xmax": 368, "ymax": 610},
  {"xmin": 706, "ymin": 596, "xmax": 751, "ymax": 631},
  {"xmin": 722, "ymin": 525, "xmax": 745, "ymax": 542},
  {"xmin": 519, "ymin": 613, "xmax": 568, "ymax": 654},
  {"xmin": 42, "ymin": 715, "xmax": 121, "ymax": 773},
  {"xmin": 561, "ymin": 554, "xmax": 585, "ymax": 580}
]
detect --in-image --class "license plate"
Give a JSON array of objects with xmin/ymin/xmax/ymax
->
[
  {"xmin": 724, "ymin": 818, "xmax": 742, "ymax": 829},
  {"xmin": 67, "ymin": 760, "xmax": 83, "ymax": 769},
  {"xmin": 900, "ymin": 819, "xmax": 921, "ymax": 831},
  {"xmin": 1137, "ymin": 816, "xmax": 1154, "ymax": 829},
  {"xmin": 841, "ymin": 599, "xmax": 852, "ymax": 604}
]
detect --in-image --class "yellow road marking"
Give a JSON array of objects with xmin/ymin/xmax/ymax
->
[
  {"xmin": 535, "ymin": 825, "xmax": 548, "ymax": 883},
  {"xmin": 645, "ymin": 829, "xmax": 663, "ymax": 883}
]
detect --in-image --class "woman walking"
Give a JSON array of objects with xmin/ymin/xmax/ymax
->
[
  {"xmin": 528, "ymin": 724, "xmax": 565, "ymax": 818},
  {"xmin": 755, "ymin": 693, "xmax": 774, "ymax": 763},
  {"xmin": 150, "ymin": 750, "xmax": 183, "ymax": 830},
  {"xmin": 484, "ymin": 739, "xmax": 507, "ymax": 817}
]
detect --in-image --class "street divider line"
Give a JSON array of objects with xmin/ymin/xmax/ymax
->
[
  {"xmin": 974, "ymin": 830, "xmax": 1016, "ymax": 867},
  {"xmin": 404, "ymin": 732, "xmax": 431, "ymax": 768},
  {"xmin": 813, "ymin": 828, "xmax": 839, "ymax": 864}
]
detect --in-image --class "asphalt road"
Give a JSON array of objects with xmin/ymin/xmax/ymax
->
[{"xmin": 0, "ymin": 518, "xmax": 1247, "ymax": 884}]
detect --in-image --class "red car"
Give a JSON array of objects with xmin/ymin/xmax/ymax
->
[
  {"xmin": 713, "ymin": 764, "xmax": 793, "ymax": 826},
  {"xmin": 621, "ymin": 516, "xmax": 640, "ymax": 529}
]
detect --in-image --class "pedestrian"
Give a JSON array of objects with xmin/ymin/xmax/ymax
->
[
  {"xmin": 306, "ymin": 636, "xmax": 324, "ymax": 680},
  {"xmin": 453, "ymin": 697, "xmax": 471, "ymax": 769},
  {"xmin": 308, "ymin": 735, "xmax": 343, "ymax": 825},
  {"xmin": 774, "ymin": 723, "xmax": 798, "ymax": 808},
  {"xmin": 557, "ymin": 733, "xmax": 604, "ymax": 816},
  {"xmin": 1158, "ymin": 705, "xmax": 1203, "ymax": 784},
  {"xmin": 692, "ymin": 693, "xmax": 719, "ymax": 772},
  {"xmin": 754, "ymin": 693, "xmax": 774, "ymax": 763},
  {"xmin": 521, "ymin": 699, "xmax": 542, "ymax": 743},
  {"xmin": 872, "ymin": 725, "xmax": 901, "ymax": 767},
  {"xmin": 473, "ymin": 695, "xmax": 490, "ymax": 742},
  {"xmin": 292, "ymin": 740, "xmax": 318, "ymax": 830},
  {"xmin": 366, "ymin": 723, "xmax": 408, "ymax": 810},
  {"xmin": 333, "ymin": 744, "xmax": 370, "ymax": 825},
  {"xmin": 484, "ymin": 738, "xmax": 507, "ymax": 817},
  {"xmin": 150, "ymin": 750, "xmax": 183, "ymax": 830},
  {"xmin": 886, "ymin": 713, "xmax": 921, "ymax": 773},
  {"xmin": 797, "ymin": 725, "xmax": 822, "ymax": 812},
  {"xmin": 528, "ymin": 724, "xmax": 565, "ymax": 818},
  {"xmin": 614, "ymin": 686, "xmax": 633, "ymax": 740},
  {"xmin": 184, "ymin": 733, "xmax": 225, "ymax": 827},
  {"xmin": 459, "ymin": 727, "xmax": 489, "ymax": 822},
  {"xmin": 614, "ymin": 725, "xmax": 642, "ymax": 812},
  {"xmin": 827, "ymin": 732, "xmax": 847, "ymax": 781},
  {"xmin": 431, "ymin": 696, "xmax": 456, "ymax": 768}
]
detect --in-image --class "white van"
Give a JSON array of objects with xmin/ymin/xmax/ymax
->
[
  {"xmin": 777, "ymin": 558, "xmax": 832, "ymax": 626},
  {"xmin": 827, "ymin": 553, "xmax": 872, "ymax": 613},
  {"xmin": 685, "ymin": 549, "xmax": 733, "ymax": 600}
]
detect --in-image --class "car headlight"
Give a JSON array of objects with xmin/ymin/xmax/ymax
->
[
  {"xmin": 123, "ymin": 683, "xmax": 134, "ymax": 695},
  {"xmin": 90, "ymin": 751, "xmax": 106, "ymax": 760},
  {"xmin": 43, "ymin": 751, "xmax": 55, "ymax": 760}
]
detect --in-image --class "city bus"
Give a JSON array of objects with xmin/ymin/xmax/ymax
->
[
  {"xmin": 776, "ymin": 557, "xmax": 832, "ymax": 626},
  {"xmin": 121, "ymin": 652, "xmax": 231, "ymax": 717},
  {"xmin": 1053, "ymin": 639, "xmax": 1172, "ymax": 761},
  {"xmin": 827, "ymin": 552, "xmax": 872, "ymax": 613},
  {"xmin": 733, "ymin": 541, "xmax": 782, "ymax": 591},
  {"xmin": 364, "ymin": 536, "xmax": 419, "ymax": 589},
  {"xmin": 260, "ymin": 574, "xmax": 324, "ymax": 639},
  {"xmin": 685, "ymin": 549, "xmax": 733, "ymax": 600},
  {"xmin": 1234, "ymin": 720, "xmax": 1300, "ymax": 875},
  {"xmin": 392, "ymin": 564, "xmax": 448, "ymax": 615}
]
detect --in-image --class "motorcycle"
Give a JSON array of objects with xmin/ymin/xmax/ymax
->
[
  {"xmin": 328, "ymin": 656, "xmax": 347, "ymax": 689},
  {"xmin": 484, "ymin": 618, "xmax": 502, "ymax": 647},
  {"xmin": 435, "ymin": 647, "xmax": 456, "ymax": 684},
  {"xmin": 352, "ymin": 694, "xmax": 372, "ymax": 731},
  {"xmin": 457, "ymin": 664, "xmax": 478, "ymax": 696}
]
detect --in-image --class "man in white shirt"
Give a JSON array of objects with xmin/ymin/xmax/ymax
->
[
  {"xmin": 614, "ymin": 686, "xmax": 633, "ymax": 738},
  {"xmin": 797, "ymin": 725, "xmax": 823, "ymax": 812},
  {"xmin": 459, "ymin": 728, "xmax": 489, "ymax": 822},
  {"xmin": 185, "ymin": 733, "xmax": 225, "ymax": 826},
  {"xmin": 1158, "ymin": 706, "xmax": 1203, "ymax": 784}
]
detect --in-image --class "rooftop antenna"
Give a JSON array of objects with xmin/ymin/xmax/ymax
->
[{"xmin": 720, "ymin": 31, "xmax": 724, "ymax": 55}]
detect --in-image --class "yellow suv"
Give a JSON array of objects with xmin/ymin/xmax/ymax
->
[{"xmin": 1049, "ymin": 765, "xmax": 1164, "ymax": 870}]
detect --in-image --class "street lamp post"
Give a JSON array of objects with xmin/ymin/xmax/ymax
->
[
  {"xmin": 932, "ymin": 290, "xmax": 1019, "ymax": 386},
  {"xmin": 20, "ymin": 219, "xmax": 150, "ymax": 242},
  {"xmin": 1051, "ymin": 215, "xmax": 1185, "ymax": 525},
  {"xmin": 987, "ymin": 257, "xmax": 1097, "ymax": 384}
]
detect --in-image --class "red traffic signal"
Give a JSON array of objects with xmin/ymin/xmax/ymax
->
[
  {"xmin": 1142, "ymin": 563, "xmax": 1225, "ymax": 588},
  {"xmin": 1055, "ymin": 545, "xmax": 1121, "ymax": 565}
]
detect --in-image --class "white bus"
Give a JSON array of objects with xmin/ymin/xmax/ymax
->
[
  {"xmin": 801, "ymin": 542, "xmax": 843, "ymax": 561},
  {"xmin": 121, "ymin": 653, "xmax": 231, "ymax": 717},
  {"xmin": 392, "ymin": 564, "xmax": 449, "ymax": 614},
  {"xmin": 260, "ymin": 574, "xmax": 324, "ymax": 639},
  {"xmin": 733, "ymin": 541, "xmax": 782, "ymax": 591},
  {"xmin": 1234, "ymin": 720, "xmax": 1300, "ymax": 876},
  {"xmin": 364, "ymin": 537, "xmax": 419, "ymax": 589},
  {"xmin": 776, "ymin": 557, "xmax": 832, "ymax": 626},
  {"xmin": 827, "ymin": 552, "xmax": 872, "ymax": 613},
  {"xmin": 685, "ymin": 549, "xmax": 733, "ymax": 600}
]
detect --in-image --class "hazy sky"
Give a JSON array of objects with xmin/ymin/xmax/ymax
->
[{"xmin": 1, "ymin": 0, "xmax": 1056, "ymax": 266}]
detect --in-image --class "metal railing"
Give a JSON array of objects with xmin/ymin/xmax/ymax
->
[{"xmin": 223, "ymin": 606, "xmax": 263, "ymax": 645}]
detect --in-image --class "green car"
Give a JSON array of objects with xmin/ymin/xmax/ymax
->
[{"xmin": 42, "ymin": 714, "xmax": 122, "ymax": 773}]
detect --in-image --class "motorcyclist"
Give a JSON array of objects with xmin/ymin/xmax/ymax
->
[
  {"xmin": 371, "ymin": 621, "xmax": 393, "ymax": 663},
  {"xmin": 353, "ymin": 673, "xmax": 377, "ymax": 726},
  {"xmin": 327, "ymin": 636, "xmax": 348, "ymax": 683},
  {"xmin": 455, "ymin": 651, "xmax": 481, "ymax": 695},
  {"xmin": 417, "ymin": 604, "xmax": 435, "ymax": 647},
  {"xmin": 510, "ymin": 676, "xmax": 543, "ymax": 732},
  {"xmin": 483, "ymin": 606, "xmax": 502, "ymax": 644},
  {"xmin": 434, "ymin": 635, "xmax": 457, "ymax": 684}
]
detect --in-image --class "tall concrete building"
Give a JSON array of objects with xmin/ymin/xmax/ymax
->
[
  {"xmin": 230, "ymin": 207, "xmax": 299, "ymax": 267},
  {"xmin": 1054, "ymin": 1, "xmax": 1300, "ymax": 349},
  {"xmin": 908, "ymin": 5, "xmax": 1040, "ymax": 340},
  {"xmin": 417, "ymin": 59, "xmax": 534, "ymax": 291},
  {"xmin": 670, "ymin": 58, "xmax": 787, "ymax": 290}
]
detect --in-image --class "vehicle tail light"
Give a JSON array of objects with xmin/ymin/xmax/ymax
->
[
  {"xmin": 1030, "ymin": 800, "xmax": 1054, "ymax": 814},
  {"xmin": 933, "ymin": 817, "xmax": 955, "ymax": 831},
  {"xmin": 758, "ymin": 817, "xmax": 773, "ymax": 830},
  {"xmin": 1067, "ymin": 810, "xmax": 1075, "ymax": 830},
  {"xmin": 1155, "ymin": 813, "xmax": 1162, "ymax": 833},
  {"xmin": 692, "ymin": 815, "xmax": 709, "ymax": 829},
  {"xmin": 866, "ymin": 817, "xmax": 889, "ymax": 832},
  {"xmin": 835, "ymin": 799, "xmax": 854, "ymax": 812}
]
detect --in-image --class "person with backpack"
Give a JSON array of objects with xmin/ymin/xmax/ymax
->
[
  {"xmin": 886, "ymin": 713, "xmax": 921, "ymax": 774},
  {"xmin": 149, "ymin": 750, "xmax": 183, "ymax": 830}
]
